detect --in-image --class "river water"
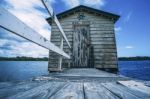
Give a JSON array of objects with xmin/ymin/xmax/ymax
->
[{"xmin": 0, "ymin": 61, "xmax": 150, "ymax": 82}]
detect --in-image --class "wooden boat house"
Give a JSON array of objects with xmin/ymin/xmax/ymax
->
[
  {"xmin": 47, "ymin": 5, "xmax": 120, "ymax": 72},
  {"xmin": 2, "ymin": 3, "xmax": 150, "ymax": 98}
]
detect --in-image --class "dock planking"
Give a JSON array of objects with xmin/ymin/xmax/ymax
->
[
  {"xmin": 118, "ymin": 81, "xmax": 150, "ymax": 95},
  {"xmin": 0, "ymin": 69, "xmax": 150, "ymax": 99},
  {"xmin": 101, "ymin": 83, "xmax": 140, "ymax": 99},
  {"xmin": 50, "ymin": 82, "xmax": 84, "ymax": 99},
  {"xmin": 117, "ymin": 81, "xmax": 150, "ymax": 98},
  {"xmin": 84, "ymin": 82, "xmax": 120, "ymax": 99},
  {"xmin": 7, "ymin": 81, "xmax": 66, "ymax": 99}
]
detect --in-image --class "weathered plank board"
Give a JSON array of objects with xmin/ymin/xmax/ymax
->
[
  {"xmin": 94, "ymin": 48, "xmax": 117, "ymax": 52},
  {"xmin": 58, "ymin": 15, "xmax": 112, "ymax": 22},
  {"xmin": 50, "ymin": 82, "xmax": 84, "ymax": 99},
  {"xmin": 90, "ymin": 34, "xmax": 115, "ymax": 38},
  {"xmin": 94, "ymin": 65, "xmax": 117, "ymax": 69},
  {"xmin": 50, "ymin": 22, "xmax": 114, "ymax": 26},
  {"xmin": 41, "ymin": 0, "xmax": 71, "ymax": 48},
  {"xmin": 73, "ymin": 25, "xmax": 90, "ymax": 67},
  {"xmin": 7, "ymin": 82, "xmax": 66, "ymax": 99},
  {"xmin": 101, "ymin": 83, "xmax": 140, "ymax": 99},
  {"xmin": 118, "ymin": 81, "xmax": 150, "ymax": 96},
  {"xmin": 84, "ymin": 82, "xmax": 120, "ymax": 99},
  {"xmin": 143, "ymin": 81, "xmax": 150, "ymax": 87}
]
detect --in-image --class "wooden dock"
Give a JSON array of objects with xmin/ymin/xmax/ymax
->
[
  {"xmin": 2, "ymin": 2, "xmax": 149, "ymax": 99},
  {"xmin": 0, "ymin": 69, "xmax": 150, "ymax": 99}
]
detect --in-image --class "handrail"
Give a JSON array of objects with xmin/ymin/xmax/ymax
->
[
  {"xmin": 0, "ymin": 7, "xmax": 70, "ymax": 59},
  {"xmin": 41, "ymin": 0, "xmax": 71, "ymax": 49}
]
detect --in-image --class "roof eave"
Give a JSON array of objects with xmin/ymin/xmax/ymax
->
[{"xmin": 46, "ymin": 5, "xmax": 120, "ymax": 23}]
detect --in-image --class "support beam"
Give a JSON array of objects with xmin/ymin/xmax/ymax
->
[
  {"xmin": 59, "ymin": 38, "xmax": 63, "ymax": 70},
  {"xmin": 41, "ymin": 0, "xmax": 71, "ymax": 49},
  {"xmin": 0, "ymin": 7, "xmax": 70, "ymax": 59}
]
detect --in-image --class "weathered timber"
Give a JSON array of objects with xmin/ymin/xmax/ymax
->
[
  {"xmin": 84, "ymin": 82, "xmax": 120, "ymax": 99},
  {"xmin": 0, "ymin": 69, "xmax": 149, "ymax": 99},
  {"xmin": 7, "ymin": 82, "xmax": 66, "ymax": 99},
  {"xmin": 48, "ymin": 5, "xmax": 119, "ymax": 72},
  {"xmin": 50, "ymin": 82, "xmax": 84, "ymax": 99},
  {"xmin": 41, "ymin": 0, "xmax": 71, "ymax": 48},
  {"xmin": 101, "ymin": 83, "xmax": 140, "ymax": 99},
  {"xmin": 118, "ymin": 81, "xmax": 150, "ymax": 96}
]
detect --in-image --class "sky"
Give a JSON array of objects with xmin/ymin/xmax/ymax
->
[{"xmin": 0, "ymin": 0, "xmax": 150, "ymax": 57}]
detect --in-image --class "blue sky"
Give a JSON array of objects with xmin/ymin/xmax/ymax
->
[{"xmin": 0, "ymin": 0, "xmax": 150, "ymax": 57}]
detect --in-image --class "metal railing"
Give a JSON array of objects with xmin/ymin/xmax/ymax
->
[{"xmin": 0, "ymin": 0, "xmax": 71, "ymax": 70}]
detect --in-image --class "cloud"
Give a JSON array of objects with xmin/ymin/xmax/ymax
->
[
  {"xmin": 62, "ymin": 0, "xmax": 105, "ymax": 8},
  {"xmin": 0, "ymin": 0, "xmax": 56, "ymax": 57},
  {"xmin": 0, "ymin": 39, "xmax": 48, "ymax": 57},
  {"xmin": 125, "ymin": 46, "xmax": 134, "ymax": 49},
  {"xmin": 84, "ymin": 0, "xmax": 105, "ymax": 8},
  {"xmin": 0, "ymin": 40, "xmax": 14, "ymax": 50},
  {"xmin": 115, "ymin": 27, "xmax": 122, "ymax": 33},
  {"xmin": 124, "ymin": 11, "xmax": 132, "ymax": 22},
  {"xmin": 0, "ymin": 27, "xmax": 27, "ymax": 42},
  {"xmin": 4, "ymin": 0, "xmax": 53, "ymax": 40},
  {"xmin": 62, "ymin": 0, "xmax": 80, "ymax": 8}
]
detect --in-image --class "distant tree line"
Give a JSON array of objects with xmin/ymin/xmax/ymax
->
[
  {"xmin": 0, "ymin": 56, "xmax": 150, "ymax": 61},
  {"xmin": 118, "ymin": 56, "xmax": 150, "ymax": 61},
  {"xmin": 0, "ymin": 56, "xmax": 48, "ymax": 61}
]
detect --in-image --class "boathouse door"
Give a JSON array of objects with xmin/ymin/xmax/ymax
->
[{"xmin": 73, "ymin": 25, "xmax": 91, "ymax": 68}]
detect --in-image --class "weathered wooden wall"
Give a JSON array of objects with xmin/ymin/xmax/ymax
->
[{"xmin": 48, "ymin": 11, "xmax": 118, "ymax": 72}]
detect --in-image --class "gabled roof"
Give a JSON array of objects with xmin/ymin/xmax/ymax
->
[{"xmin": 47, "ymin": 5, "xmax": 120, "ymax": 23}]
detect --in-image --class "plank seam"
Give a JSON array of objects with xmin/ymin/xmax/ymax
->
[
  {"xmin": 100, "ymin": 83, "xmax": 122, "ymax": 99},
  {"xmin": 48, "ymin": 82, "xmax": 70, "ymax": 98},
  {"xmin": 83, "ymin": 83, "xmax": 86, "ymax": 99}
]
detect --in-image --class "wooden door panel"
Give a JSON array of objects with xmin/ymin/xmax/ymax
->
[{"xmin": 73, "ymin": 25, "xmax": 90, "ymax": 67}]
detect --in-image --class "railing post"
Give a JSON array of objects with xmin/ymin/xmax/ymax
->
[{"xmin": 59, "ymin": 38, "xmax": 63, "ymax": 70}]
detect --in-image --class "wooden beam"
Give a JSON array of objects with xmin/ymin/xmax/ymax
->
[
  {"xmin": 0, "ymin": 7, "xmax": 70, "ymax": 59},
  {"xmin": 41, "ymin": 0, "xmax": 71, "ymax": 49},
  {"xmin": 58, "ymin": 38, "xmax": 63, "ymax": 70}
]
